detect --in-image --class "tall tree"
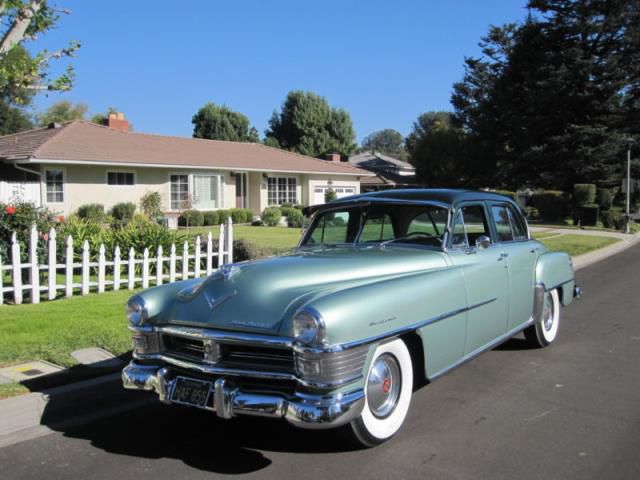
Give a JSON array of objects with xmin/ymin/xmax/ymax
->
[
  {"xmin": 406, "ymin": 111, "xmax": 472, "ymax": 187},
  {"xmin": 0, "ymin": 1, "xmax": 80, "ymax": 103},
  {"xmin": 361, "ymin": 129, "xmax": 407, "ymax": 159},
  {"xmin": 0, "ymin": 98, "xmax": 32, "ymax": 135},
  {"xmin": 192, "ymin": 103, "xmax": 258, "ymax": 142},
  {"xmin": 452, "ymin": 0, "xmax": 640, "ymax": 190},
  {"xmin": 265, "ymin": 90, "xmax": 356, "ymax": 157},
  {"xmin": 36, "ymin": 100, "xmax": 87, "ymax": 126}
]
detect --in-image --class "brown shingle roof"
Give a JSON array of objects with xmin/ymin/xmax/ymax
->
[{"xmin": 0, "ymin": 121, "xmax": 370, "ymax": 176}]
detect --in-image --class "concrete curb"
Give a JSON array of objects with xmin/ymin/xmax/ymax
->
[
  {"xmin": 1, "ymin": 231, "xmax": 638, "ymax": 449},
  {"xmin": 0, "ymin": 372, "xmax": 153, "ymax": 449}
]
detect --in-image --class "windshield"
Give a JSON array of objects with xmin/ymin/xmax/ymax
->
[{"xmin": 300, "ymin": 204, "xmax": 449, "ymax": 249}]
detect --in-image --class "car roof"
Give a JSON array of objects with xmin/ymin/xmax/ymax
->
[{"xmin": 304, "ymin": 188, "xmax": 518, "ymax": 215}]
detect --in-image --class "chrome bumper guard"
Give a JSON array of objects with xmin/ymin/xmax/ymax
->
[
  {"xmin": 122, "ymin": 362, "xmax": 365, "ymax": 429},
  {"xmin": 574, "ymin": 285, "xmax": 583, "ymax": 298}
]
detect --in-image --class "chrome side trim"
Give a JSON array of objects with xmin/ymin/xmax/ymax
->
[
  {"xmin": 430, "ymin": 317, "xmax": 535, "ymax": 380},
  {"xmin": 157, "ymin": 325, "xmax": 293, "ymax": 349},
  {"xmin": 294, "ymin": 297, "xmax": 497, "ymax": 354}
]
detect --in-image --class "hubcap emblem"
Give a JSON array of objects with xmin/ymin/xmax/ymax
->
[{"xmin": 382, "ymin": 377, "xmax": 391, "ymax": 393}]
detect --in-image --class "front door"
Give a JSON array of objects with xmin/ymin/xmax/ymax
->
[
  {"xmin": 235, "ymin": 173, "xmax": 247, "ymax": 208},
  {"xmin": 447, "ymin": 203, "xmax": 510, "ymax": 355}
]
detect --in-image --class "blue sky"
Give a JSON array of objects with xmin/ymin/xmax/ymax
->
[{"xmin": 31, "ymin": 0, "xmax": 529, "ymax": 142}]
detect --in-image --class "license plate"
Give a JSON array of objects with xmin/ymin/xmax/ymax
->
[{"xmin": 171, "ymin": 376, "xmax": 212, "ymax": 408}]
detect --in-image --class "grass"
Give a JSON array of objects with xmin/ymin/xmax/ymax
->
[
  {"xmin": 182, "ymin": 225, "xmax": 301, "ymax": 251},
  {"xmin": 538, "ymin": 234, "xmax": 620, "ymax": 257}
]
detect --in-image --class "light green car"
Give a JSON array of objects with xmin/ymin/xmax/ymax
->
[{"xmin": 122, "ymin": 189, "xmax": 580, "ymax": 447}]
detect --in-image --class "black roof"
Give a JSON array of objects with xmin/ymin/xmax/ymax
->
[{"xmin": 304, "ymin": 189, "xmax": 518, "ymax": 215}]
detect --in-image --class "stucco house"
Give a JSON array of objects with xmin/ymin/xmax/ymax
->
[
  {"xmin": 0, "ymin": 115, "xmax": 370, "ymax": 225},
  {"xmin": 348, "ymin": 151, "xmax": 419, "ymax": 191}
]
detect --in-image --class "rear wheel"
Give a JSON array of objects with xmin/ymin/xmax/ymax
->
[
  {"xmin": 348, "ymin": 338, "xmax": 413, "ymax": 448},
  {"xmin": 525, "ymin": 288, "xmax": 560, "ymax": 348}
]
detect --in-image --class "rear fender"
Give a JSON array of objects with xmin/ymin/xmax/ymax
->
[{"xmin": 535, "ymin": 252, "xmax": 576, "ymax": 307}]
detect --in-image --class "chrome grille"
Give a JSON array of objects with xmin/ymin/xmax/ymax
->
[{"xmin": 162, "ymin": 334, "xmax": 204, "ymax": 360}]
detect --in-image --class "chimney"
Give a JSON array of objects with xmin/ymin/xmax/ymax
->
[
  {"xmin": 325, "ymin": 153, "xmax": 341, "ymax": 162},
  {"xmin": 107, "ymin": 112, "xmax": 129, "ymax": 131}
]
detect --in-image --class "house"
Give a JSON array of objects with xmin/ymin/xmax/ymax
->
[
  {"xmin": 0, "ymin": 114, "xmax": 371, "ymax": 226},
  {"xmin": 348, "ymin": 151, "xmax": 420, "ymax": 191}
]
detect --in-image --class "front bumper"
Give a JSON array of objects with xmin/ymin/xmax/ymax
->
[{"xmin": 122, "ymin": 362, "xmax": 365, "ymax": 430}]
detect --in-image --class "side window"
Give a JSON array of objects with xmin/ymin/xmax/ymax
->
[
  {"xmin": 450, "ymin": 205, "xmax": 491, "ymax": 248},
  {"xmin": 408, "ymin": 209, "xmax": 448, "ymax": 237},
  {"xmin": 360, "ymin": 212, "xmax": 394, "ymax": 242},
  {"xmin": 491, "ymin": 205, "xmax": 514, "ymax": 242},
  {"xmin": 309, "ymin": 211, "xmax": 351, "ymax": 245},
  {"xmin": 507, "ymin": 206, "xmax": 528, "ymax": 240}
]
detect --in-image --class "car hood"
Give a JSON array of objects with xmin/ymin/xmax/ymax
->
[{"xmin": 165, "ymin": 246, "xmax": 449, "ymax": 335}]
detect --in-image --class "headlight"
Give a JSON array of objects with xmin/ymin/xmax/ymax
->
[
  {"xmin": 126, "ymin": 295, "xmax": 148, "ymax": 326},
  {"xmin": 293, "ymin": 308, "xmax": 325, "ymax": 345}
]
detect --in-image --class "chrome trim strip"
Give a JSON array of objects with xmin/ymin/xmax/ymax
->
[
  {"xmin": 158, "ymin": 325, "xmax": 294, "ymax": 349},
  {"xmin": 294, "ymin": 297, "xmax": 497, "ymax": 354},
  {"xmin": 430, "ymin": 317, "xmax": 535, "ymax": 380}
]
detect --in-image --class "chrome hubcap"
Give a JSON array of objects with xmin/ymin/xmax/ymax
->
[
  {"xmin": 543, "ymin": 292, "xmax": 555, "ymax": 331},
  {"xmin": 367, "ymin": 353, "xmax": 401, "ymax": 418}
]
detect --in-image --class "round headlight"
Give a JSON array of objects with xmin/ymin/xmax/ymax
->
[
  {"xmin": 293, "ymin": 309, "xmax": 325, "ymax": 345},
  {"xmin": 126, "ymin": 295, "xmax": 148, "ymax": 326}
]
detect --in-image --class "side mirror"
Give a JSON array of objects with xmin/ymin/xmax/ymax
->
[{"xmin": 475, "ymin": 235, "xmax": 491, "ymax": 249}]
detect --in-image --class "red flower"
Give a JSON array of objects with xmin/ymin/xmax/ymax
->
[
  {"xmin": 5, "ymin": 206, "xmax": 16, "ymax": 215},
  {"xmin": 57, "ymin": 215, "xmax": 65, "ymax": 222}
]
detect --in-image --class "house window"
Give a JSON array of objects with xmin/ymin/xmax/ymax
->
[
  {"xmin": 45, "ymin": 169, "xmax": 64, "ymax": 203},
  {"xmin": 267, "ymin": 177, "xmax": 297, "ymax": 205},
  {"xmin": 107, "ymin": 171, "xmax": 135, "ymax": 186},
  {"xmin": 170, "ymin": 174, "xmax": 190, "ymax": 210}
]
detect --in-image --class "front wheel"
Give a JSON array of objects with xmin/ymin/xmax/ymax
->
[
  {"xmin": 348, "ymin": 338, "xmax": 413, "ymax": 448},
  {"xmin": 524, "ymin": 288, "xmax": 560, "ymax": 348}
]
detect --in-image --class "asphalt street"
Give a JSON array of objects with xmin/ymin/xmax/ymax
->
[{"xmin": 1, "ymin": 245, "xmax": 639, "ymax": 480}]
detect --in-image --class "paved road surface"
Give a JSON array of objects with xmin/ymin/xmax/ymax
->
[{"xmin": 1, "ymin": 245, "xmax": 639, "ymax": 479}]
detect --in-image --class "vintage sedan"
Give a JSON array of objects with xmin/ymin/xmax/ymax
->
[{"xmin": 122, "ymin": 189, "xmax": 581, "ymax": 447}]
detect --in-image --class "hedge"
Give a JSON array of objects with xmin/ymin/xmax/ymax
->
[
  {"xmin": 281, "ymin": 207, "xmax": 304, "ymax": 227},
  {"xmin": 203, "ymin": 211, "xmax": 219, "ymax": 226},
  {"xmin": 601, "ymin": 207, "xmax": 624, "ymax": 229},
  {"xmin": 596, "ymin": 188, "xmax": 613, "ymax": 211},
  {"xmin": 576, "ymin": 204, "xmax": 599, "ymax": 226},
  {"xmin": 262, "ymin": 207, "xmax": 282, "ymax": 227},
  {"xmin": 574, "ymin": 184, "xmax": 596, "ymax": 207},
  {"xmin": 178, "ymin": 209, "xmax": 204, "ymax": 227},
  {"xmin": 531, "ymin": 191, "xmax": 570, "ymax": 222}
]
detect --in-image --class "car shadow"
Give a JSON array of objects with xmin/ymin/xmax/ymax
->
[
  {"xmin": 45, "ymin": 395, "xmax": 361, "ymax": 475},
  {"xmin": 493, "ymin": 336, "xmax": 531, "ymax": 351}
]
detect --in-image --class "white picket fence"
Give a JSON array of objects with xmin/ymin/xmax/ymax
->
[{"xmin": 0, "ymin": 219, "xmax": 234, "ymax": 305}]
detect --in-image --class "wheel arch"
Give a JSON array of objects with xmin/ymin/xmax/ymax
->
[{"xmin": 401, "ymin": 331, "xmax": 428, "ymax": 390}]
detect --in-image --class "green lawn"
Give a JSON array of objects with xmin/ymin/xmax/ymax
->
[
  {"xmin": 538, "ymin": 233, "xmax": 620, "ymax": 257},
  {"xmin": 182, "ymin": 225, "xmax": 301, "ymax": 251}
]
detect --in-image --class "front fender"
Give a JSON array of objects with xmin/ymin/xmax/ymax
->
[{"xmin": 535, "ymin": 252, "xmax": 576, "ymax": 306}]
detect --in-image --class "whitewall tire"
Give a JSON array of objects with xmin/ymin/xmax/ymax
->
[
  {"xmin": 349, "ymin": 338, "xmax": 413, "ymax": 447},
  {"xmin": 525, "ymin": 288, "xmax": 560, "ymax": 347}
]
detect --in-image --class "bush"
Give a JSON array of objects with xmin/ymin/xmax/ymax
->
[
  {"xmin": 230, "ymin": 208, "xmax": 247, "ymax": 224},
  {"xmin": 203, "ymin": 211, "xmax": 219, "ymax": 226},
  {"xmin": 261, "ymin": 207, "xmax": 282, "ymax": 226},
  {"xmin": 243, "ymin": 208, "xmax": 254, "ymax": 223},
  {"xmin": 531, "ymin": 191, "xmax": 570, "ymax": 222},
  {"xmin": 524, "ymin": 206, "xmax": 540, "ymax": 221},
  {"xmin": 76, "ymin": 203, "xmax": 106, "ymax": 223},
  {"xmin": 178, "ymin": 209, "xmax": 204, "ymax": 227},
  {"xmin": 601, "ymin": 207, "xmax": 624, "ymax": 229},
  {"xmin": 576, "ymin": 204, "xmax": 599, "ymax": 226},
  {"xmin": 573, "ymin": 184, "xmax": 596, "ymax": 207},
  {"xmin": 281, "ymin": 207, "xmax": 304, "ymax": 228},
  {"xmin": 110, "ymin": 202, "xmax": 137, "ymax": 227},
  {"xmin": 596, "ymin": 188, "xmax": 613, "ymax": 211},
  {"xmin": 325, "ymin": 188, "xmax": 337, "ymax": 203},
  {"xmin": 140, "ymin": 191, "xmax": 163, "ymax": 219},
  {"xmin": 494, "ymin": 190, "xmax": 518, "ymax": 202},
  {"xmin": 0, "ymin": 201, "xmax": 57, "ymax": 263},
  {"xmin": 217, "ymin": 209, "xmax": 230, "ymax": 224}
]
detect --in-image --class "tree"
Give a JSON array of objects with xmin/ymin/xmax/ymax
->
[
  {"xmin": 0, "ymin": 98, "xmax": 32, "ymax": 134},
  {"xmin": 0, "ymin": 1, "xmax": 80, "ymax": 103},
  {"xmin": 265, "ymin": 90, "xmax": 357, "ymax": 157},
  {"xmin": 361, "ymin": 129, "xmax": 407, "ymax": 159},
  {"xmin": 452, "ymin": 0, "xmax": 640, "ymax": 190},
  {"xmin": 406, "ymin": 112, "xmax": 472, "ymax": 187},
  {"xmin": 192, "ymin": 103, "xmax": 258, "ymax": 142},
  {"xmin": 36, "ymin": 100, "xmax": 87, "ymax": 126}
]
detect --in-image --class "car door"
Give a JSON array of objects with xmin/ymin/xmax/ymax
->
[
  {"xmin": 489, "ymin": 202, "xmax": 539, "ymax": 331},
  {"xmin": 447, "ymin": 203, "xmax": 510, "ymax": 355}
]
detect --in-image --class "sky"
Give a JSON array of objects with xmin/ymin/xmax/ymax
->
[{"xmin": 29, "ymin": 0, "xmax": 530, "ymax": 142}]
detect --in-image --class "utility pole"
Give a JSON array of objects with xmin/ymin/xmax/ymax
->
[{"xmin": 625, "ymin": 141, "xmax": 633, "ymax": 234}]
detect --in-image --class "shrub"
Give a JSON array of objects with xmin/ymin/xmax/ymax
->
[
  {"xmin": 178, "ymin": 209, "xmax": 204, "ymax": 227},
  {"xmin": 494, "ymin": 190, "xmax": 518, "ymax": 202},
  {"xmin": 261, "ymin": 207, "xmax": 282, "ymax": 226},
  {"xmin": 243, "ymin": 208, "xmax": 254, "ymax": 223},
  {"xmin": 203, "ymin": 211, "xmax": 219, "ymax": 226},
  {"xmin": 0, "ymin": 201, "xmax": 57, "ymax": 263},
  {"xmin": 524, "ymin": 206, "xmax": 540, "ymax": 221},
  {"xmin": 76, "ymin": 203, "xmax": 106, "ymax": 223},
  {"xmin": 281, "ymin": 207, "xmax": 304, "ymax": 227},
  {"xmin": 325, "ymin": 188, "xmax": 337, "ymax": 203},
  {"xmin": 230, "ymin": 208, "xmax": 247, "ymax": 224},
  {"xmin": 601, "ymin": 207, "xmax": 624, "ymax": 229},
  {"xmin": 576, "ymin": 204, "xmax": 599, "ymax": 226},
  {"xmin": 217, "ymin": 209, "xmax": 230, "ymax": 224},
  {"xmin": 573, "ymin": 184, "xmax": 596, "ymax": 207},
  {"xmin": 110, "ymin": 202, "xmax": 137, "ymax": 227},
  {"xmin": 140, "ymin": 191, "xmax": 163, "ymax": 219},
  {"xmin": 596, "ymin": 189, "xmax": 613, "ymax": 211},
  {"xmin": 531, "ymin": 191, "xmax": 570, "ymax": 222}
]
